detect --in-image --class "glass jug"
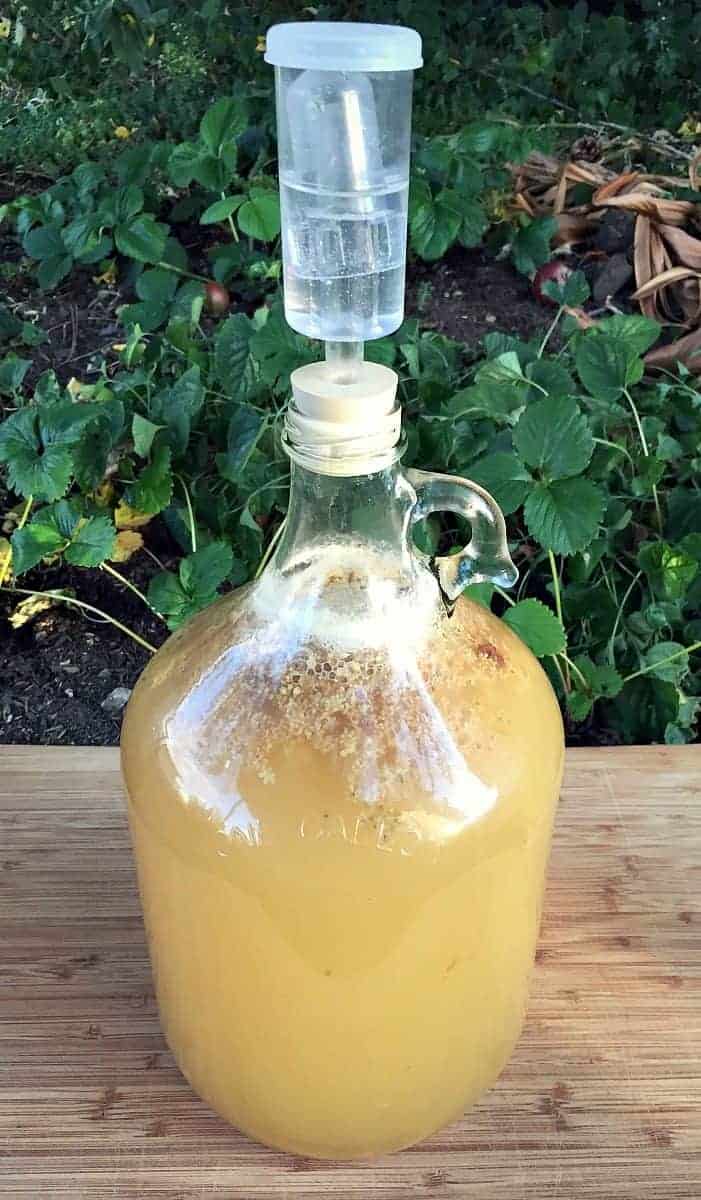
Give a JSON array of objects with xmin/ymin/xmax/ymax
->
[{"xmin": 121, "ymin": 425, "xmax": 564, "ymax": 1159}]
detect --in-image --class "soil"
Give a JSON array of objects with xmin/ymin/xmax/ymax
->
[
  {"xmin": 0, "ymin": 548, "xmax": 170, "ymax": 746},
  {"xmin": 0, "ymin": 246, "xmax": 557, "ymax": 747},
  {"xmin": 406, "ymin": 244, "xmax": 552, "ymax": 347}
]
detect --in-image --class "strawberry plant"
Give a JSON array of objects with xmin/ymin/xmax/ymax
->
[{"xmin": 1, "ymin": 277, "xmax": 699, "ymax": 743}]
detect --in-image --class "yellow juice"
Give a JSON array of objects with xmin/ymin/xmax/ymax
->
[{"xmin": 122, "ymin": 592, "xmax": 563, "ymax": 1158}]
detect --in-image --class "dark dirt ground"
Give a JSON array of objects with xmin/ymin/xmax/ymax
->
[
  {"xmin": 0, "ymin": 245, "xmax": 558, "ymax": 747},
  {"xmin": 406, "ymin": 244, "xmax": 555, "ymax": 346}
]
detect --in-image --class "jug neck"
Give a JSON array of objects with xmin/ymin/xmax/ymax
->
[{"xmin": 272, "ymin": 460, "xmax": 418, "ymax": 575}]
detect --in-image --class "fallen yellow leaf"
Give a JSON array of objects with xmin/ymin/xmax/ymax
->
[
  {"xmin": 2, "ymin": 504, "xmax": 25, "ymax": 535},
  {"xmin": 115, "ymin": 501, "xmax": 153, "ymax": 530},
  {"xmin": 110, "ymin": 530, "xmax": 144, "ymax": 562},
  {"xmin": 678, "ymin": 117, "xmax": 701, "ymax": 138},
  {"xmin": 0, "ymin": 536, "xmax": 12, "ymax": 583},
  {"xmin": 93, "ymin": 260, "xmax": 117, "ymax": 285},
  {"xmin": 92, "ymin": 482, "xmax": 116, "ymax": 509},
  {"xmin": 9, "ymin": 593, "xmax": 56, "ymax": 630}
]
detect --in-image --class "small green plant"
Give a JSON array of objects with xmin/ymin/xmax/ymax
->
[
  {"xmin": 404, "ymin": 277, "xmax": 701, "ymax": 742},
  {"xmin": 9, "ymin": 161, "xmax": 171, "ymax": 290}
]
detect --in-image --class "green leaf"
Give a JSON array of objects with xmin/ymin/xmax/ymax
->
[
  {"xmin": 600, "ymin": 314, "xmax": 660, "ymax": 357},
  {"xmin": 72, "ymin": 161, "xmax": 106, "ymax": 199},
  {"xmin": 200, "ymin": 195, "xmax": 245, "ymax": 225},
  {"xmin": 115, "ymin": 216, "xmax": 168, "ymax": 264},
  {"xmin": 11, "ymin": 522, "xmax": 66, "ymax": 575},
  {"xmin": 127, "ymin": 443, "xmax": 173, "ymax": 513},
  {"xmin": 447, "ymin": 352, "xmax": 529, "ymax": 424},
  {"xmin": 0, "ymin": 304, "xmax": 24, "ymax": 342},
  {"xmin": 171, "ymin": 280, "xmax": 205, "ymax": 327},
  {"xmin": 249, "ymin": 308, "xmax": 316, "ymax": 387},
  {"xmin": 638, "ymin": 540, "xmax": 699, "ymax": 599},
  {"xmin": 216, "ymin": 408, "xmax": 265, "ymax": 481},
  {"xmin": 456, "ymin": 123, "xmax": 499, "ymax": 155},
  {"xmin": 0, "ymin": 355, "xmax": 31, "ymax": 395},
  {"xmin": 161, "ymin": 237, "xmax": 189, "ymax": 272},
  {"xmin": 132, "ymin": 413, "xmax": 161, "ymax": 457},
  {"xmin": 237, "ymin": 189, "xmax": 281, "ymax": 242},
  {"xmin": 148, "ymin": 386, "xmax": 190, "ymax": 459},
  {"xmin": 567, "ymin": 690, "xmax": 593, "ymax": 721},
  {"xmin": 410, "ymin": 188, "xmax": 462, "ymax": 260},
  {"xmin": 503, "ymin": 598, "xmax": 566, "ymax": 657},
  {"xmin": 37, "ymin": 255, "xmax": 73, "ymax": 290},
  {"xmin": 42, "ymin": 498, "xmax": 83, "ymax": 541},
  {"xmin": 524, "ymin": 359, "xmax": 574, "ymax": 399},
  {"xmin": 148, "ymin": 541, "xmax": 231, "ymax": 631},
  {"xmin": 136, "ymin": 268, "xmax": 178, "ymax": 306},
  {"xmin": 168, "ymin": 141, "xmax": 203, "ymax": 188},
  {"xmin": 365, "ymin": 338, "xmax": 397, "ymax": 367},
  {"xmin": 511, "ymin": 216, "xmax": 557, "ymax": 276},
  {"xmin": 62, "ymin": 215, "xmax": 100, "ymax": 257},
  {"xmin": 576, "ymin": 334, "xmax": 630, "ymax": 403},
  {"xmin": 483, "ymin": 332, "xmax": 537, "ymax": 365},
  {"xmin": 455, "ymin": 197, "xmax": 488, "ymax": 249},
  {"xmin": 0, "ymin": 403, "xmax": 97, "ymax": 502},
  {"xmin": 666, "ymin": 488, "xmax": 701, "ymax": 540},
  {"xmin": 191, "ymin": 154, "xmax": 228, "ymax": 191},
  {"xmin": 514, "ymin": 396, "xmax": 594, "ymax": 480},
  {"xmin": 40, "ymin": 402, "xmax": 99, "ymax": 446},
  {"xmin": 23, "ymin": 224, "xmax": 65, "ymax": 260},
  {"xmin": 640, "ymin": 641, "xmax": 689, "ymax": 683},
  {"xmin": 116, "ymin": 184, "xmax": 144, "ymax": 224},
  {"xmin": 572, "ymin": 656, "xmax": 623, "ymax": 699},
  {"xmin": 524, "ymin": 477, "xmax": 605, "ymax": 555},
  {"xmin": 463, "ymin": 581, "xmax": 495, "ymax": 609},
  {"xmin": 147, "ymin": 570, "xmax": 190, "ymax": 629},
  {"xmin": 200, "ymin": 97, "xmax": 247, "ymax": 155},
  {"xmin": 72, "ymin": 423, "xmax": 112, "ymax": 492},
  {"xmin": 469, "ymin": 452, "xmax": 532, "ymax": 515},
  {"xmin": 20, "ymin": 322, "xmax": 47, "ymax": 347},
  {"xmin": 630, "ymin": 452, "xmax": 665, "ymax": 496},
  {"xmin": 170, "ymin": 365, "xmax": 204, "ymax": 418},
  {"xmin": 64, "ymin": 515, "xmax": 116, "ymax": 567},
  {"xmin": 119, "ymin": 300, "xmax": 169, "ymax": 332},
  {"xmin": 214, "ymin": 312, "xmax": 257, "ymax": 399},
  {"xmin": 179, "ymin": 540, "xmax": 233, "ymax": 597},
  {"xmin": 8, "ymin": 498, "xmax": 107, "ymax": 573},
  {"xmin": 542, "ymin": 268, "xmax": 589, "ymax": 306}
]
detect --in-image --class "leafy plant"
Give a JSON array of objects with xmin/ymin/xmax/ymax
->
[
  {"xmin": 1, "ymin": 3, "xmax": 701, "ymax": 746},
  {"xmin": 409, "ymin": 123, "xmax": 545, "ymax": 263},
  {"xmin": 10, "ymin": 162, "xmax": 169, "ymax": 289},
  {"xmin": 407, "ymin": 289, "xmax": 700, "ymax": 742}
]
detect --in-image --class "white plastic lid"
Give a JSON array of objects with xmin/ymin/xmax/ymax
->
[{"xmin": 265, "ymin": 22, "xmax": 422, "ymax": 72}]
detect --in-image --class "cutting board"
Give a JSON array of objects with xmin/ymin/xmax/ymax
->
[{"xmin": 0, "ymin": 745, "xmax": 699, "ymax": 1199}]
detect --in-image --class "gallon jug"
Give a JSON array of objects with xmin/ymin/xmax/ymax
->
[{"xmin": 121, "ymin": 20, "xmax": 564, "ymax": 1160}]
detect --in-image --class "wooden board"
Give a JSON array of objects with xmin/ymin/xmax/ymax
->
[{"xmin": 0, "ymin": 745, "xmax": 699, "ymax": 1199}]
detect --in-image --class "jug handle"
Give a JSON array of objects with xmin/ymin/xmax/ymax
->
[{"xmin": 406, "ymin": 468, "xmax": 518, "ymax": 603}]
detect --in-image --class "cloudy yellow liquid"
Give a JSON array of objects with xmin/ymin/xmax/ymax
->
[{"xmin": 122, "ymin": 591, "xmax": 563, "ymax": 1158}]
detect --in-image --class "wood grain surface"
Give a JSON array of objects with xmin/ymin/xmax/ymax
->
[{"xmin": 0, "ymin": 745, "xmax": 699, "ymax": 1199}]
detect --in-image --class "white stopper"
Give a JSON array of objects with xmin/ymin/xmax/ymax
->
[{"xmin": 285, "ymin": 362, "xmax": 401, "ymax": 476}]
